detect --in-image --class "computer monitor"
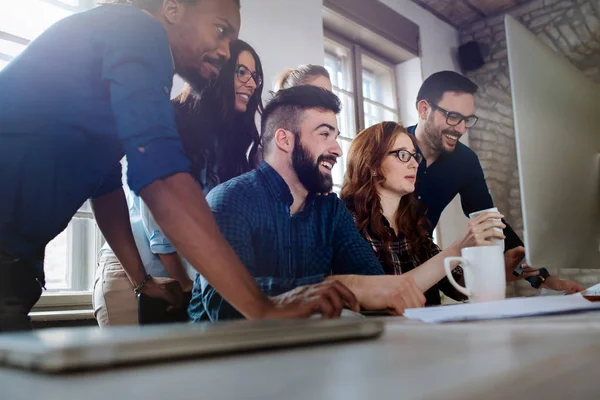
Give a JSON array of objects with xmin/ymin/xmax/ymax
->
[{"xmin": 505, "ymin": 15, "xmax": 600, "ymax": 271}]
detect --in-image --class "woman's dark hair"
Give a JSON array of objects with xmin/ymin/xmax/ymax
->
[
  {"xmin": 173, "ymin": 39, "xmax": 263, "ymax": 186},
  {"xmin": 340, "ymin": 121, "xmax": 431, "ymax": 272}
]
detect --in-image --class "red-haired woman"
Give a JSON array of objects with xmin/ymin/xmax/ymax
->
[{"xmin": 341, "ymin": 121, "xmax": 539, "ymax": 305}]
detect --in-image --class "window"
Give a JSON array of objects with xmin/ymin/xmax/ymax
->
[
  {"xmin": 0, "ymin": 1, "xmax": 93, "ymax": 72},
  {"xmin": 1, "ymin": 1, "xmax": 101, "ymax": 304},
  {"xmin": 323, "ymin": 33, "xmax": 399, "ymax": 191},
  {"xmin": 44, "ymin": 201, "xmax": 104, "ymax": 293}
]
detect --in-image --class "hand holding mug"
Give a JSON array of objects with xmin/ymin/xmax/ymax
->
[{"xmin": 457, "ymin": 209, "xmax": 506, "ymax": 249}]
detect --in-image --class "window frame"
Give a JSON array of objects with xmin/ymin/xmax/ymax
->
[
  {"xmin": 324, "ymin": 28, "xmax": 399, "ymax": 132},
  {"xmin": 324, "ymin": 29, "xmax": 400, "ymax": 193},
  {"xmin": 0, "ymin": 1, "xmax": 96, "ymax": 67}
]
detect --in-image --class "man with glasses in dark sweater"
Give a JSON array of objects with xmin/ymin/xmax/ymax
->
[{"xmin": 406, "ymin": 71, "xmax": 583, "ymax": 294}]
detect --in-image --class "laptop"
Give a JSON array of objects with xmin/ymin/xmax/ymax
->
[{"xmin": 0, "ymin": 318, "xmax": 384, "ymax": 373}]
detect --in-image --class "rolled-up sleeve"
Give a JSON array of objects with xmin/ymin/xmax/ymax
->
[
  {"xmin": 139, "ymin": 197, "xmax": 176, "ymax": 254},
  {"xmin": 101, "ymin": 13, "xmax": 190, "ymax": 194}
]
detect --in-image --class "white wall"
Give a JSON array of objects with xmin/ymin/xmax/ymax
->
[
  {"xmin": 379, "ymin": 0, "xmax": 461, "ymax": 76},
  {"xmin": 239, "ymin": 0, "xmax": 325, "ymax": 100},
  {"xmin": 396, "ymin": 57, "xmax": 422, "ymax": 127},
  {"xmin": 380, "ymin": 0, "xmax": 468, "ymax": 248}
]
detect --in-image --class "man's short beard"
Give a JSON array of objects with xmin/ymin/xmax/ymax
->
[
  {"xmin": 423, "ymin": 115, "xmax": 461, "ymax": 154},
  {"xmin": 179, "ymin": 68, "xmax": 211, "ymax": 95},
  {"xmin": 292, "ymin": 139, "xmax": 334, "ymax": 193},
  {"xmin": 423, "ymin": 115, "xmax": 445, "ymax": 153}
]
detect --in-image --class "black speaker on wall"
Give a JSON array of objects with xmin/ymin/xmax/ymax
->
[{"xmin": 458, "ymin": 41, "xmax": 488, "ymax": 72}]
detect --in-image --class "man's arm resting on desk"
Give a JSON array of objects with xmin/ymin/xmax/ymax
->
[{"xmin": 326, "ymin": 275, "xmax": 425, "ymax": 315}]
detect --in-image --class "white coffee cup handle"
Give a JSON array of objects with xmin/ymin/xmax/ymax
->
[{"xmin": 444, "ymin": 257, "xmax": 471, "ymax": 297}]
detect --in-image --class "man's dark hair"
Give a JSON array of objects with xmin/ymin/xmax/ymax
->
[
  {"xmin": 102, "ymin": 0, "xmax": 240, "ymax": 13},
  {"xmin": 416, "ymin": 70, "xmax": 478, "ymax": 108},
  {"xmin": 260, "ymin": 86, "xmax": 341, "ymax": 156}
]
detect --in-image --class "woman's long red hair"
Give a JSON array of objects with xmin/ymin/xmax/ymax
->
[{"xmin": 340, "ymin": 121, "xmax": 431, "ymax": 272}]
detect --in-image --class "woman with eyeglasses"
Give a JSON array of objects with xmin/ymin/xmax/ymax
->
[
  {"xmin": 93, "ymin": 40, "xmax": 264, "ymax": 326},
  {"xmin": 340, "ymin": 121, "xmax": 510, "ymax": 306},
  {"xmin": 175, "ymin": 39, "xmax": 263, "ymax": 188}
]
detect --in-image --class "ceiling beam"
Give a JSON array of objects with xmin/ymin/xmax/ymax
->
[
  {"xmin": 469, "ymin": 0, "xmax": 519, "ymax": 14},
  {"xmin": 411, "ymin": 0, "xmax": 462, "ymax": 28},
  {"xmin": 463, "ymin": 0, "xmax": 488, "ymax": 18}
]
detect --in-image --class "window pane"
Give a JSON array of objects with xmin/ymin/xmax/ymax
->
[
  {"xmin": 334, "ymin": 89, "xmax": 356, "ymax": 139},
  {"xmin": 59, "ymin": 0, "xmax": 82, "ymax": 7},
  {"xmin": 44, "ymin": 217, "xmax": 99, "ymax": 292},
  {"xmin": 364, "ymin": 102, "xmax": 398, "ymax": 129},
  {"xmin": 361, "ymin": 54, "xmax": 397, "ymax": 110},
  {"xmin": 331, "ymin": 138, "xmax": 352, "ymax": 188},
  {"xmin": 0, "ymin": 39, "xmax": 27, "ymax": 59},
  {"xmin": 44, "ymin": 227, "xmax": 70, "ymax": 291},
  {"xmin": 0, "ymin": 0, "xmax": 74, "ymax": 40},
  {"xmin": 324, "ymin": 38, "xmax": 353, "ymax": 92}
]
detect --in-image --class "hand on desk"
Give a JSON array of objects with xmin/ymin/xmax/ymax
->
[
  {"xmin": 503, "ymin": 247, "xmax": 585, "ymax": 293},
  {"xmin": 361, "ymin": 275, "xmax": 426, "ymax": 316},
  {"xmin": 543, "ymin": 276, "xmax": 585, "ymax": 294},
  {"xmin": 140, "ymin": 277, "xmax": 185, "ymax": 309},
  {"xmin": 266, "ymin": 280, "xmax": 360, "ymax": 319}
]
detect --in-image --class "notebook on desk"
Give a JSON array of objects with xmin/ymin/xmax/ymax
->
[{"xmin": 0, "ymin": 318, "xmax": 383, "ymax": 373}]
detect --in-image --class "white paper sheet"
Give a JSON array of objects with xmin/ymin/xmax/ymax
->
[
  {"xmin": 403, "ymin": 293, "xmax": 600, "ymax": 323},
  {"xmin": 583, "ymin": 282, "xmax": 600, "ymax": 296}
]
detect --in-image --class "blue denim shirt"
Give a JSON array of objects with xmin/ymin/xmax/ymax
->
[
  {"xmin": 0, "ymin": 5, "xmax": 190, "ymax": 269},
  {"xmin": 188, "ymin": 162, "xmax": 384, "ymax": 321}
]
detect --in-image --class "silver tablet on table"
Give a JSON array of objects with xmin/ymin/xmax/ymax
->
[{"xmin": 0, "ymin": 318, "xmax": 383, "ymax": 373}]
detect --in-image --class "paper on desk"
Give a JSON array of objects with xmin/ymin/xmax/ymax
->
[
  {"xmin": 582, "ymin": 282, "xmax": 600, "ymax": 296},
  {"xmin": 403, "ymin": 293, "xmax": 600, "ymax": 323}
]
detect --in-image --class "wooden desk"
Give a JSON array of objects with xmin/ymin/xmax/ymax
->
[{"xmin": 2, "ymin": 313, "xmax": 600, "ymax": 400}]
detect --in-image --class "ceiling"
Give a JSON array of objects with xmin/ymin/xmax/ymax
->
[{"xmin": 411, "ymin": 0, "xmax": 534, "ymax": 28}]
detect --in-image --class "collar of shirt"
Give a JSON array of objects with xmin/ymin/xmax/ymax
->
[
  {"xmin": 256, "ymin": 161, "xmax": 316, "ymax": 216},
  {"xmin": 141, "ymin": 9, "xmax": 175, "ymax": 71}
]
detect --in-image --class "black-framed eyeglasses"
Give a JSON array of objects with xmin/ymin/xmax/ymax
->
[
  {"xmin": 235, "ymin": 64, "xmax": 262, "ymax": 87},
  {"xmin": 429, "ymin": 102, "xmax": 478, "ymax": 128},
  {"xmin": 388, "ymin": 149, "xmax": 423, "ymax": 164}
]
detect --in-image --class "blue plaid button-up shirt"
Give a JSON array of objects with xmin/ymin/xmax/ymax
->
[{"xmin": 188, "ymin": 161, "xmax": 384, "ymax": 321}]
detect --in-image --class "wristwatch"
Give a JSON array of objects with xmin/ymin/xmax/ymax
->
[{"xmin": 529, "ymin": 268, "xmax": 550, "ymax": 289}]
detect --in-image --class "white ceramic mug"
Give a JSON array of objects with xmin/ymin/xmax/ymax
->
[
  {"xmin": 468, "ymin": 207, "xmax": 505, "ymax": 251},
  {"xmin": 444, "ymin": 246, "xmax": 506, "ymax": 303}
]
